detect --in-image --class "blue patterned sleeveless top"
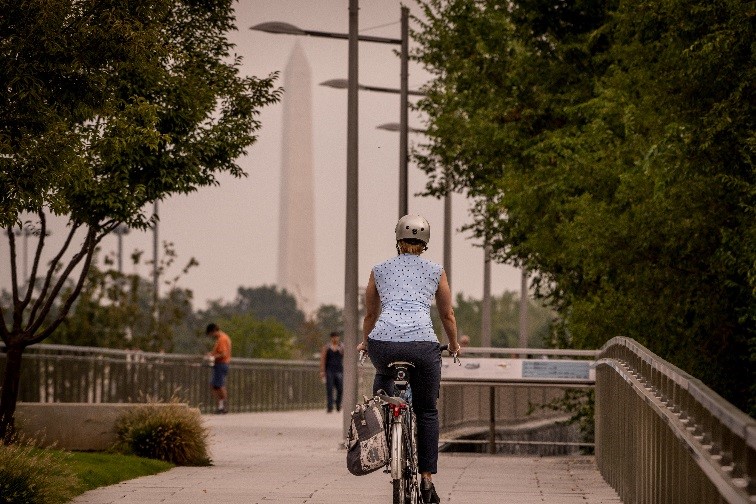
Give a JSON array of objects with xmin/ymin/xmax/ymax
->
[{"xmin": 369, "ymin": 254, "xmax": 442, "ymax": 342}]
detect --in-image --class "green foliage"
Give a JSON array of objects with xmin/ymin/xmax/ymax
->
[
  {"xmin": 0, "ymin": 0, "xmax": 280, "ymax": 437},
  {"xmin": 433, "ymin": 291, "xmax": 555, "ymax": 348},
  {"xmin": 0, "ymin": 440, "xmax": 77, "ymax": 504},
  {"xmin": 114, "ymin": 404, "xmax": 210, "ymax": 466},
  {"xmin": 47, "ymin": 242, "xmax": 198, "ymax": 352},
  {"xmin": 0, "ymin": 442, "xmax": 172, "ymax": 503},
  {"xmin": 201, "ymin": 287, "xmax": 342, "ymax": 359},
  {"xmin": 414, "ymin": 0, "xmax": 755, "ymax": 414},
  {"xmin": 202, "ymin": 285, "xmax": 305, "ymax": 333},
  {"xmin": 1, "ymin": 0, "xmax": 282, "ymax": 230},
  {"xmin": 530, "ymin": 389, "xmax": 595, "ymax": 454},
  {"xmin": 214, "ymin": 313, "xmax": 295, "ymax": 359}
]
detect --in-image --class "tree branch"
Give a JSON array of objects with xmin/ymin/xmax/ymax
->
[
  {"xmin": 26, "ymin": 225, "xmax": 95, "ymax": 338},
  {"xmin": 28, "ymin": 221, "xmax": 81, "ymax": 324},
  {"xmin": 29, "ymin": 226, "xmax": 99, "ymax": 345},
  {"xmin": 6, "ymin": 227, "xmax": 21, "ymax": 332},
  {"xmin": 0, "ymin": 303, "xmax": 8, "ymax": 342}
]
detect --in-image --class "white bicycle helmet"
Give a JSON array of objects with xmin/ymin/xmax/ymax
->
[{"xmin": 395, "ymin": 214, "xmax": 430, "ymax": 245}]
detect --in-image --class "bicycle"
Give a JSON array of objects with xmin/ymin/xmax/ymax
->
[{"xmin": 360, "ymin": 344, "xmax": 459, "ymax": 504}]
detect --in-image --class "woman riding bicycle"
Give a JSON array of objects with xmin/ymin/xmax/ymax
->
[{"xmin": 358, "ymin": 214, "xmax": 460, "ymax": 504}]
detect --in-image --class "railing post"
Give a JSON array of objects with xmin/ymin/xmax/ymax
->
[{"xmin": 489, "ymin": 385, "xmax": 496, "ymax": 454}]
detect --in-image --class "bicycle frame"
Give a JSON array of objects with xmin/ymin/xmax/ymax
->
[
  {"xmin": 358, "ymin": 345, "xmax": 457, "ymax": 504},
  {"xmin": 381, "ymin": 362, "xmax": 420, "ymax": 504},
  {"xmin": 388, "ymin": 401, "xmax": 412, "ymax": 480}
]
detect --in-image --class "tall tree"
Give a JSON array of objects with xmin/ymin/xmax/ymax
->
[
  {"xmin": 445, "ymin": 292, "xmax": 554, "ymax": 348},
  {"xmin": 200, "ymin": 285, "xmax": 306, "ymax": 334},
  {"xmin": 0, "ymin": 0, "xmax": 281, "ymax": 440},
  {"xmin": 47, "ymin": 242, "xmax": 198, "ymax": 352},
  {"xmin": 414, "ymin": 0, "xmax": 754, "ymax": 412}
]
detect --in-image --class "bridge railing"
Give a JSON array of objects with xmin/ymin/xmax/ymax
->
[
  {"xmin": 596, "ymin": 337, "xmax": 755, "ymax": 504},
  {"xmin": 0, "ymin": 343, "xmax": 323, "ymax": 413}
]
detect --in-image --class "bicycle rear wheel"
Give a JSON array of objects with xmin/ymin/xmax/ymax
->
[
  {"xmin": 404, "ymin": 411, "xmax": 420, "ymax": 504},
  {"xmin": 391, "ymin": 421, "xmax": 405, "ymax": 504},
  {"xmin": 392, "ymin": 415, "xmax": 421, "ymax": 504}
]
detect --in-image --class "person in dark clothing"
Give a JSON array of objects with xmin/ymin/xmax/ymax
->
[{"xmin": 319, "ymin": 331, "xmax": 344, "ymax": 412}]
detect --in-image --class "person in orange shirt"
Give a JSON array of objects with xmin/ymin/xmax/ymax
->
[{"xmin": 206, "ymin": 323, "xmax": 232, "ymax": 414}]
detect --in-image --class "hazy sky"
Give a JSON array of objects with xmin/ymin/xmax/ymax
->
[{"xmin": 1, "ymin": 0, "xmax": 523, "ymax": 314}]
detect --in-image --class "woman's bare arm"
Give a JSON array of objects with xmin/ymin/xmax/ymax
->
[
  {"xmin": 435, "ymin": 270, "xmax": 460, "ymax": 353},
  {"xmin": 359, "ymin": 271, "xmax": 380, "ymax": 351}
]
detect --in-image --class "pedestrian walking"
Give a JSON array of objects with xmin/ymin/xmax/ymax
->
[
  {"xmin": 206, "ymin": 323, "xmax": 232, "ymax": 414},
  {"xmin": 320, "ymin": 331, "xmax": 344, "ymax": 412}
]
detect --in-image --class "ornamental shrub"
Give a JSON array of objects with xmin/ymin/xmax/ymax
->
[
  {"xmin": 114, "ymin": 404, "xmax": 210, "ymax": 466},
  {"xmin": 0, "ymin": 439, "xmax": 77, "ymax": 504}
]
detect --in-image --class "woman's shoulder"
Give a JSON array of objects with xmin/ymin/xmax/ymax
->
[
  {"xmin": 415, "ymin": 255, "xmax": 442, "ymax": 270},
  {"xmin": 375, "ymin": 254, "xmax": 441, "ymax": 270}
]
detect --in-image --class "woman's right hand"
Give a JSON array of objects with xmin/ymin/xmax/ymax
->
[{"xmin": 356, "ymin": 341, "xmax": 368, "ymax": 353}]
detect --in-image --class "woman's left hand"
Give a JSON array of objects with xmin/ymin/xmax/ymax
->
[{"xmin": 356, "ymin": 341, "xmax": 368, "ymax": 353}]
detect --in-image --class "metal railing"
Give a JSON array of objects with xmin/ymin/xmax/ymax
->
[
  {"xmin": 0, "ymin": 344, "xmax": 323, "ymax": 413},
  {"xmin": 595, "ymin": 337, "xmax": 755, "ymax": 504}
]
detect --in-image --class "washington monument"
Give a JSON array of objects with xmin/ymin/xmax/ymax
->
[{"xmin": 278, "ymin": 42, "xmax": 316, "ymax": 315}]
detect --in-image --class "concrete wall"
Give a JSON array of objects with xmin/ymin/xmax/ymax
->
[{"xmin": 15, "ymin": 402, "xmax": 194, "ymax": 451}]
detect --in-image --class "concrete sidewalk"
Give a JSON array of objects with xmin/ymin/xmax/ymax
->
[{"xmin": 72, "ymin": 410, "xmax": 621, "ymax": 504}]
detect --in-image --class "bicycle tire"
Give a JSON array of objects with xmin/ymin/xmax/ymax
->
[
  {"xmin": 391, "ymin": 421, "xmax": 405, "ymax": 504},
  {"xmin": 393, "ymin": 478, "xmax": 406, "ymax": 504},
  {"xmin": 404, "ymin": 411, "xmax": 420, "ymax": 504}
]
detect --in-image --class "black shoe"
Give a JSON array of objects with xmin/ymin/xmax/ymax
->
[
  {"xmin": 215, "ymin": 407, "xmax": 228, "ymax": 414},
  {"xmin": 420, "ymin": 479, "xmax": 440, "ymax": 503}
]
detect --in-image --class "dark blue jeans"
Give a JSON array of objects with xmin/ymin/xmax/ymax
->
[
  {"xmin": 367, "ymin": 339, "xmax": 441, "ymax": 474},
  {"xmin": 326, "ymin": 370, "xmax": 343, "ymax": 411}
]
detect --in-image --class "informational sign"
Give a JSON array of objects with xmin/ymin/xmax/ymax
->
[
  {"xmin": 441, "ymin": 357, "xmax": 594, "ymax": 384},
  {"xmin": 521, "ymin": 360, "xmax": 591, "ymax": 380}
]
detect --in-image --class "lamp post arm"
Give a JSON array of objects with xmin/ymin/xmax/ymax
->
[{"xmin": 250, "ymin": 22, "xmax": 400, "ymax": 45}]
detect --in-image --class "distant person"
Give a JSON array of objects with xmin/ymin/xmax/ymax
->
[
  {"xmin": 320, "ymin": 331, "xmax": 344, "ymax": 412},
  {"xmin": 206, "ymin": 323, "xmax": 232, "ymax": 414},
  {"xmin": 459, "ymin": 334, "xmax": 470, "ymax": 348}
]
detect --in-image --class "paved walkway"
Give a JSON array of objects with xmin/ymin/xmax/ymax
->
[{"xmin": 72, "ymin": 410, "xmax": 621, "ymax": 504}]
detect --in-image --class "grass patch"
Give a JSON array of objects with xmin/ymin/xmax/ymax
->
[
  {"xmin": 53, "ymin": 451, "xmax": 173, "ymax": 494},
  {"xmin": 1, "ymin": 442, "xmax": 174, "ymax": 504}
]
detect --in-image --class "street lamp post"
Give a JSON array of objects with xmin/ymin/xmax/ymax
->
[
  {"xmin": 153, "ymin": 201, "xmax": 159, "ymax": 305},
  {"xmin": 399, "ymin": 6, "xmax": 409, "ymax": 218},
  {"xmin": 342, "ymin": 0, "xmax": 360, "ymax": 440},
  {"xmin": 13, "ymin": 226, "xmax": 51, "ymax": 285},
  {"xmin": 13, "ymin": 227, "xmax": 32, "ymax": 285},
  {"xmin": 252, "ymin": 4, "xmax": 413, "ymax": 439},
  {"xmin": 113, "ymin": 224, "xmax": 130, "ymax": 274},
  {"xmin": 310, "ymin": 6, "xmax": 411, "ymax": 218},
  {"xmin": 481, "ymin": 241, "xmax": 492, "ymax": 348},
  {"xmin": 518, "ymin": 269, "xmax": 528, "ymax": 349}
]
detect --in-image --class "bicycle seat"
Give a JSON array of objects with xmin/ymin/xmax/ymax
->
[{"xmin": 388, "ymin": 361, "xmax": 415, "ymax": 369}]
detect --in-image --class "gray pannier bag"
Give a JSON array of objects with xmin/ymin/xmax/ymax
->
[{"xmin": 346, "ymin": 396, "xmax": 388, "ymax": 475}]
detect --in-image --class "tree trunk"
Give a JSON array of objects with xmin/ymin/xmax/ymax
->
[{"xmin": 0, "ymin": 342, "xmax": 25, "ymax": 444}]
